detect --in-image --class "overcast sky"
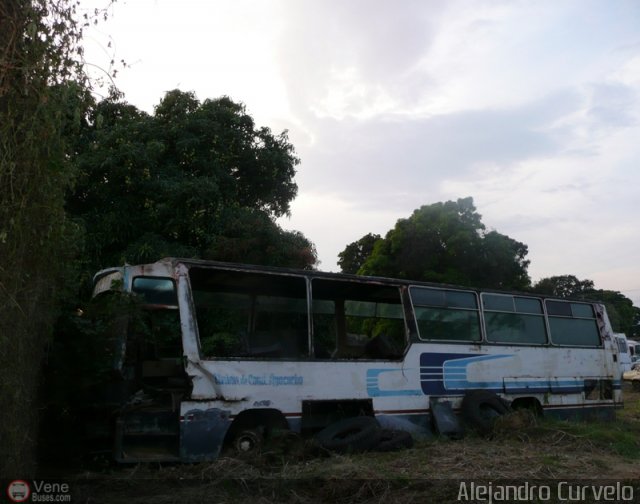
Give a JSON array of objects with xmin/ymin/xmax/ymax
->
[{"xmin": 82, "ymin": 0, "xmax": 640, "ymax": 306}]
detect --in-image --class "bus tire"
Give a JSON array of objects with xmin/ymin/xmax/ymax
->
[
  {"xmin": 314, "ymin": 416, "xmax": 381, "ymax": 453},
  {"xmin": 374, "ymin": 429, "xmax": 414, "ymax": 452},
  {"xmin": 461, "ymin": 390, "xmax": 511, "ymax": 436},
  {"xmin": 233, "ymin": 428, "xmax": 263, "ymax": 455}
]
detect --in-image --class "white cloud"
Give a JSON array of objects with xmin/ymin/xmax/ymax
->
[
  {"xmin": 440, "ymin": 112, "xmax": 640, "ymax": 305},
  {"xmin": 278, "ymin": 191, "xmax": 400, "ymax": 272},
  {"xmin": 83, "ymin": 0, "xmax": 290, "ymax": 123},
  {"xmin": 80, "ymin": 0, "xmax": 640, "ymax": 305}
]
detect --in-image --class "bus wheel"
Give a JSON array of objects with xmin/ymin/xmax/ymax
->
[
  {"xmin": 314, "ymin": 416, "xmax": 381, "ymax": 453},
  {"xmin": 233, "ymin": 428, "xmax": 263, "ymax": 455},
  {"xmin": 461, "ymin": 390, "xmax": 511, "ymax": 436}
]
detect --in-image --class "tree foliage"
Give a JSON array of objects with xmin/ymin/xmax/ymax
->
[
  {"xmin": 352, "ymin": 197, "xmax": 530, "ymax": 289},
  {"xmin": 338, "ymin": 233, "xmax": 381, "ymax": 274},
  {"xmin": 593, "ymin": 290, "xmax": 639, "ymax": 337},
  {"xmin": 2, "ymin": 2, "xmax": 315, "ymax": 472},
  {"xmin": 0, "ymin": 0, "xmax": 92, "ymax": 476},
  {"xmin": 67, "ymin": 90, "xmax": 316, "ymax": 273},
  {"xmin": 533, "ymin": 275, "xmax": 639, "ymax": 336},
  {"xmin": 532, "ymin": 275, "xmax": 595, "ymax": 298}
]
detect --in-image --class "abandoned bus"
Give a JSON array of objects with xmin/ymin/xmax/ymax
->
[{"xmin": 91, "ymin": 258, "xmax": 622, "ymax": 462}]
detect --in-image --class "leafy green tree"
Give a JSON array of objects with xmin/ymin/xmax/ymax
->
[
  {"xmin": 338, "ymin": 233, "xmax": 381, "ymax": 274},
  {"xmin": 593, "ymin": 290, "xmax": 637, "ymax": 335},
  {"xmin": 532, "ymin": 275, "xmax": 595, "ymax": 298},
  {"xmin": 205, "ymin": 207, "xmax": 317, "ymax": 268},
  {"xmin": 0, "ymin": 0, "xmax": 93, "ymax": 476},
  {"xmin": 353, "ymin": 197, "xmax": 530, "ymax": 289},
  {"xmin": 632, "ymin": 309, "xmax": 640, "ymax": 339},
  {"xmin": 533, "ymin": 275, "xmax": 638, "ymax": 335},
  {"xmin": 45, "ymin": 89, "xmax": 317, "ymax": 461},
  {"xmin": 67, "ymin": 90, "xmax": 316, "ymax": 273},
  {"xmin": 477, "ymin": 230, "xmax": 531, "ymax": 290}
]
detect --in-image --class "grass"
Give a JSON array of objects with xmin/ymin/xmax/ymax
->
[
  {"xmin": 46, "ymin": 384, "xmax": 640, "ymax": 503},
  {"xmin": 521, "ymin": 395, "xmax": 640, "ymax": 460},
  {"xmin": 538, "ymin": 418, "xmax": 640, "ymax": 459}
]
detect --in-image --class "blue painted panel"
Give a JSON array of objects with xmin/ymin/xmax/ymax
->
[
  {"xmin": 420, "ymin": 352, "xmax": 511, "ymax": 395},
  {"xmin": 180, "ymin": 408, "xmax": 232, "ymax": 461}
]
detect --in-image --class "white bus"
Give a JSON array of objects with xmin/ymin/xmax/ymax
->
[
  {"xmin": 627, "ymin": 339, "xmax": 640, "ymax": 361},
  {"xmin": 92, "ymin": 258, "xmax": 622, "ymax": 462},
  {"xmin": 614, "ymin": 333, "xmax": 633, "ymax": 374}
]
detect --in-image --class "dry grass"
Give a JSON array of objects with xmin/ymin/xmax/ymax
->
[{"xmin": 58, "ymin": 385, "xmax": 640, "ymax": 502}]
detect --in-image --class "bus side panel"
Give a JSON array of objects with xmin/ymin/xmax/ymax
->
[
  {"xmin": 180, "ymin": 404, "xmax": 232, "ymax": 462},
  {"xmin": 182, "ymin": 337, "xmax": 619, "ymax": 454}
]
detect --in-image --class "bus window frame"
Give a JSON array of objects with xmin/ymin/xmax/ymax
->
[
  {"xmin": 131, "ymin": 276, "xmax": 179, "ymax": 308},
  {"xmin": 309, "ymin": 277, "xmax": 410, "ymax": 361},
  {"xmin": 480, "ymin": 292, "xmax": 548, "ymax": 346},
  {"xmin": 187, "ymin": 266, "xmax": 312, "ymax": 361},
  {"xmin": 544, "ymin": 299, "xmax": 603, "ymax": 348},
  {"xmin": 409, "ymin": 285, "xmax": 483, "ymax": 343}
]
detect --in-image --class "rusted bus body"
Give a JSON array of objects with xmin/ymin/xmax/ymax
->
[{"xmin": 92, "ymin": 258, "xmax": 623, "ymax": 462}]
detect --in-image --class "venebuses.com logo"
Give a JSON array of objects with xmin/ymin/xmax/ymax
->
[
  {"xmin": 6, "ymin": 480, "xmax": 30, "ymax": 503},
  {"xmin": 5, "ymin": 480, "xmax": 71, "ymax": 502}
]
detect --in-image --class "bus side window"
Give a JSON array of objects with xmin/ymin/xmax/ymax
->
[
  {"xmin": 311, "ymin": 279, "xmax": 407, "ymax": 360},
  {"xmin": 546, "ymin": 301, "xmax": 601, "ymax": 347},
  {"xmin": 410, "ymin": 287, "xmax": 481, "ymax": 342},
  {"xmin": 482, "ymin": 294, "xmax": 547, "ymax": 345},
  {"xmin": 189, "ymin": 268, "xmax": 309, "ymax": 359},
  {"xmin": 312, "ymin": 300, "xmax": 337, "ymax": 358}
]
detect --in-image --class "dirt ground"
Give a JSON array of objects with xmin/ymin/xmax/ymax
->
[{"xmin": 45, "ymin": 385, "xmax": 640, "ymax": 503}]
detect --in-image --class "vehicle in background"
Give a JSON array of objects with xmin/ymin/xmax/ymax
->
[
  {"xmin": 628, "ymin": 339, "xmax": 640, "ymax": 370},
  {"xmin": 614, "ymin": 333, "xmax": 632, "ymax": 374}
]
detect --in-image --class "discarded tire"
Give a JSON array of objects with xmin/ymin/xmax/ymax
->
[
  {"xmin": 374, "ymin": 429, "xmax": 414, "ymax": 452},
  {"xmin": 314, "ymin": 416, "xmax": 381, "ymax": 453},
  {"xmin": 461, "ymin": 390, "xmax": 511, "ymax": 436}
]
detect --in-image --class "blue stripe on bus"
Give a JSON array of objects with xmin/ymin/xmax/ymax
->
[
  {"xmin": 420, "ymin": 352, "xmax": 510, "ymax": 395},
  {"xmin": 367, "ymin": 353, "xmax": 618, "ymax": 398},
  {"xmin": 366, "ymin": 368, "xmax": 422, "ymax": 397}
]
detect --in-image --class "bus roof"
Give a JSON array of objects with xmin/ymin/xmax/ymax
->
[{"xmin": 94, "ymin": 257, "xmax": 606, "ymax": 306}]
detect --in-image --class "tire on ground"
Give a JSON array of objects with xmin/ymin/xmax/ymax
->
[
  {"xmin": 314, "ymin": 416, "xmax": 381, "ymax": 453},
  {"xmin": 461, "ymin": 389, "xmax": 511, "ymax": 436},
  {"xmin": 374, "ymin": 429, "xmax": 414, "ymax": 452}
]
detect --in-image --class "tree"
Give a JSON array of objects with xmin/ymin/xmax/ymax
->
[
  {"xmin": 532, "ymin": 275, "xmax": 594, "ymax": 298},
  {"xmin": 205, "ymin": 207, "xmax": 317, "ymax": 269},
  {"xmin": 338, "ymin": 233, "xmax": 381, "ymax": 274},
  {"xmin": 44, "ymin": 89, "xmax": 316, "ymax": 463},
  {"xmin": 0, "ymin": 0, "xmax": 93, "ymax": 476},
  {"xmin": 352, "ymin": 197, "xmax": 530, "ymax": 289},
  {"xmin": 533, "ymin": 275, "xmax": 638, "ymax": 335},
  {"xmin": 476, "ymin": 230, "xmax": 531, "ymax": 290},
  {"xmin": 67, "ymin": 90, "xmax": 316, "ymax": 274},
  {"xmin": 593, "ymin": 290, "xmax": 637, "ymax": 336}
]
